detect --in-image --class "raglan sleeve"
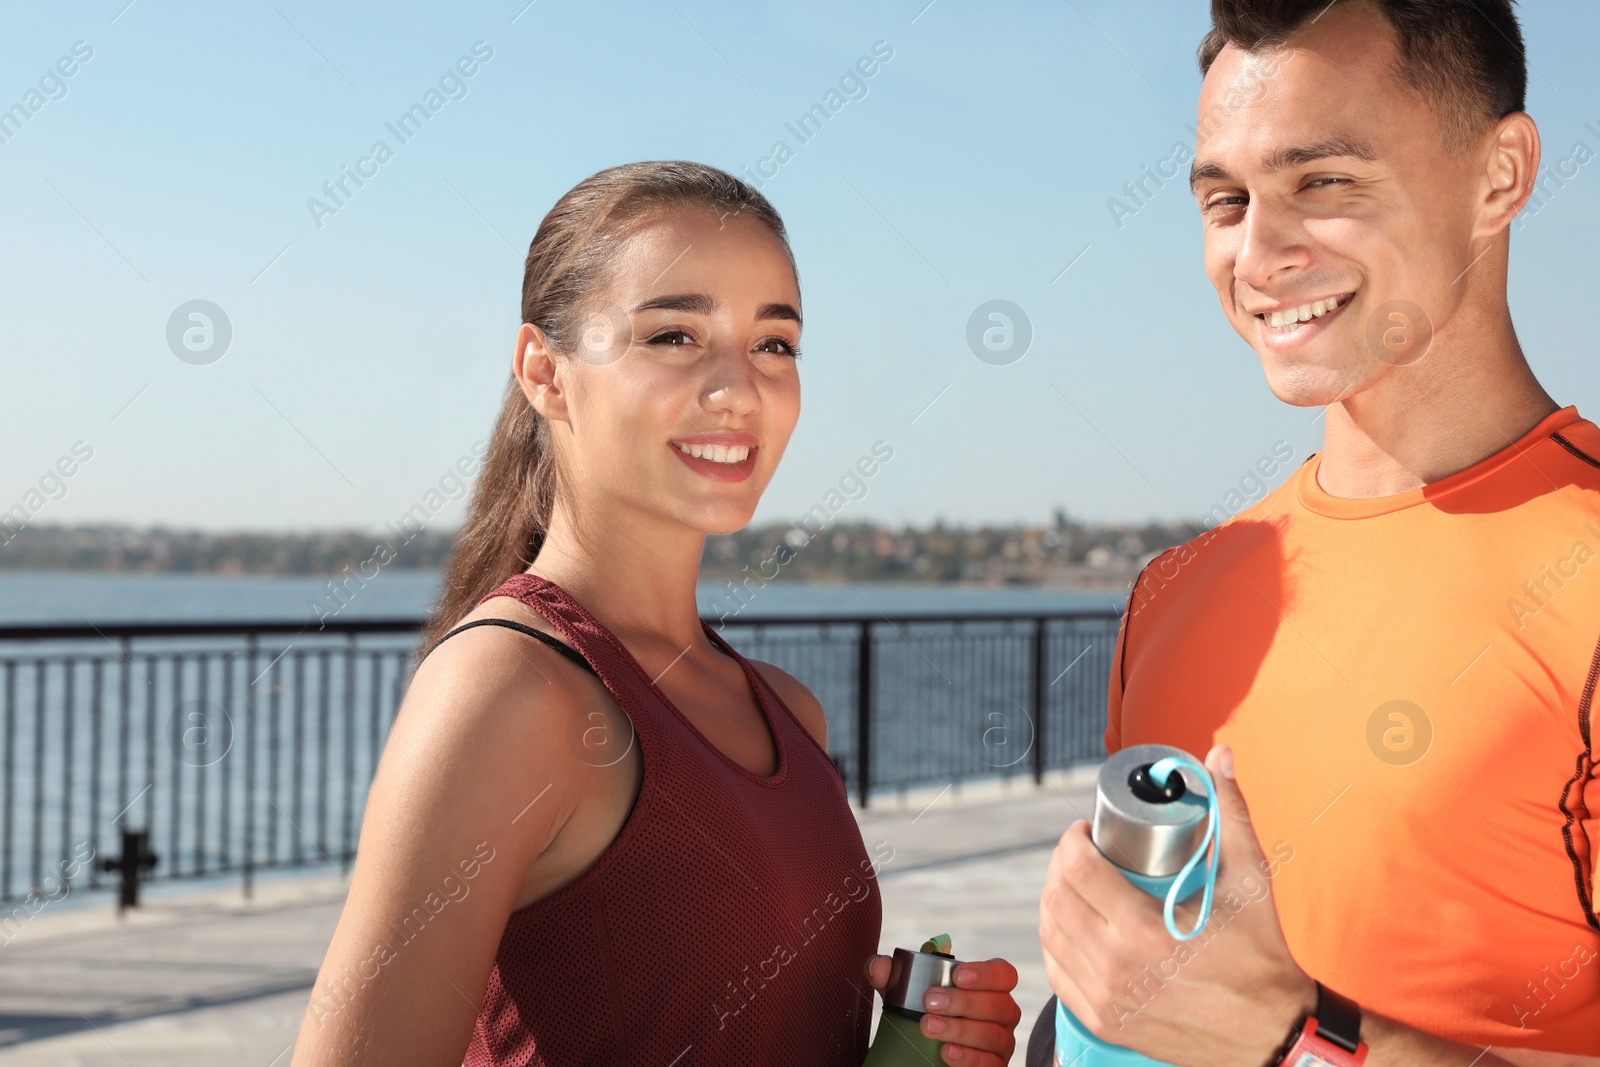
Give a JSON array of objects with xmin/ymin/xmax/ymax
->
[
  {"xmin": 1105, "ymin": 553, "xmax": 1170, "ymax": 757},
  {"xmin": 1103, "ymin": 601, "xmax": 1130, "ymax": 757}
]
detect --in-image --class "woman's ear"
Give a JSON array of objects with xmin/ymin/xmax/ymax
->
[{"xmin": 513, "ymin": 322, "xmax": 570, "ymax": 423}]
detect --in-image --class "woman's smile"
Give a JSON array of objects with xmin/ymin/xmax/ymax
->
[{"xmin": 669, "ymin": 430, "xmax": 759, "ymax": 482}]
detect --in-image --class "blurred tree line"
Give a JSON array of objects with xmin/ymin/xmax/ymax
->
[{"xmin": 0, "ymin": 512, "xmax": 1199, "ymax": 586}]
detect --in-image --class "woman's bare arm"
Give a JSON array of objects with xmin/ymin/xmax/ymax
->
[{"xmin": 290, "ymin": 628, "xmax": 599, "ymax": 1066}]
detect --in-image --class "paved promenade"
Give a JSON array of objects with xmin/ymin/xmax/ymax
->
[{"xmin": 0, "ymin": 768, "xmax": 1095, "ymax": 1066}]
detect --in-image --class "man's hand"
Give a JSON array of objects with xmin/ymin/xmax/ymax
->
[
  {"xmin": 1039, "ymin": 744, "xmax": 1315, "ymax": 1067},
  {"xmin": 864, "ymin": 954, "xmax": 1021, "ymax": 1065}
]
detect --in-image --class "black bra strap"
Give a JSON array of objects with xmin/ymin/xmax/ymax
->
[{"xmin": 420, "ymin": 618, "xmax": 597, "ymax": 676}]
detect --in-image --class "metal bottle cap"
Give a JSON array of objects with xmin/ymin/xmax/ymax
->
[
  {"xmin": 881, "ymin": 946, "xmax": 958, "ymax": 1017},
  {"xmin": 1092, "ymin": 743, "xmax": 1210, "ymax": 878}
]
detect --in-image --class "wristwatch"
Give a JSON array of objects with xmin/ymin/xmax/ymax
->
[{"xmin": 1273, "ymin": 982, "xmax": 1369, "ymax": 1066}]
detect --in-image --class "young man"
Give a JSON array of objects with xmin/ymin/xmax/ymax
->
[{"xmin": 1030, "ymin": 2, "xmax": 1600, "ymax": 1064}]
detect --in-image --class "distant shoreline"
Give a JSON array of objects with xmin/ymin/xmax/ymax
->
[
  {"xmin": 0, "ymin": 517, "xmax": 1195, "ymax": 590},
  {"xmin": 0, "ymin": 569, "xmax": 1129, "ymax": 629}
]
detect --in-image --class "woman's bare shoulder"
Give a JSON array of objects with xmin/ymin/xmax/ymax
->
[
  {"xmin": 400, "ymin": 600, "xmax": 598, "ymax": 782},
  {"xmin": 412, "ymin": 594, "xmax": 594, "ymax": 707}
]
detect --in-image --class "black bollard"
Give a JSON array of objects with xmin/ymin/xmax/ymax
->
[{"xmin": 98, "ymin": 829, "xmax": 159, "ymax": 914}]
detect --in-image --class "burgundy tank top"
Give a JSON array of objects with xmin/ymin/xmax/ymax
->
[{"xmin": 457, "ymin": 573, "xmax": 884, "ymax": 1066}]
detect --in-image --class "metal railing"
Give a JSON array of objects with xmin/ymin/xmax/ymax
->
[
  {"xmin": 718, "ymin": 613, "xmax": 1121, "ymax": 803},
  {"xmin": 0, "ymin": 609, "xmax": 1120, "ymax": 906}
]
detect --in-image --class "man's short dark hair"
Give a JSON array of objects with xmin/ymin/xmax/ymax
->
[{"xmin": 1198, "ymin": 0, "xmax": 1527, "ymax": 151}]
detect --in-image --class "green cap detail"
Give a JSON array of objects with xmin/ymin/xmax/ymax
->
[{"xmin": 919, "ymin": 933, "xmax": 952, "ymax": 955}]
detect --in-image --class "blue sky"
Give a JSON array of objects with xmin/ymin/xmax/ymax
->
[{"xmin": 3, "ymin": 0, "xmax": 1598, "ymax": 534}]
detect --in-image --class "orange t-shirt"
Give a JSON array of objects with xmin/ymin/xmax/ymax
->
[{"xmin": 1109, "ymin": 405, "xmax": 1600, "ymax": 1053}]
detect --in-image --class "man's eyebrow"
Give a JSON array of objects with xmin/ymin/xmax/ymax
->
[
  {"xmin": 1262, "ymin": 137, "xmax": 1377, "ymax": 173},
  {"xmin": 1189, "ymin": 137, "xmax": 1377, "ymax": 193},
  {"xmin": 1189, "ymin": 160, "xmax": 1231, "ymax": 192},
  {"xmin": 631, "ymin": 293, "xmax": 714, "ymax": 315},
  {"xmin": 757, "ymin": 302, "xmax": 801, "ymax": 326}
]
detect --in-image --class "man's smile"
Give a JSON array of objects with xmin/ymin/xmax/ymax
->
[{"xmin": 1246, "ymin": 290, "xmax": 1357, "ymax": 349}]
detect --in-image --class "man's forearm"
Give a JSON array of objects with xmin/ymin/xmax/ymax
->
[
  {"xmin": 1363, "ymin": 1011, "xmax": 1511, "ymax": 1066},
  {"xmin": 1024, "ymin": 996, "xmax": 1600, "ymax": 1067},
  {"xmin": 1348, "ymin": 1012, "xmax": 1597, "ymax": 1067}
]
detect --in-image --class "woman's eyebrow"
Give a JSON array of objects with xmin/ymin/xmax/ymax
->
[
  {"xmin": 632, "ymin": 293, "xmax": 715, "ymax": 315},
  {"xmin": 632, "ymin": 293, "xmax": 801, "ymax": 327},
  {"xmin": 757, "ymin": 303, "xmax": 801, "ymax": 326}
]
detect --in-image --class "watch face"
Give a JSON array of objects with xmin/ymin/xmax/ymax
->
[{"xmin": 1288, "ymin": 1053, "xmax": 1341, "ymax": 1067}]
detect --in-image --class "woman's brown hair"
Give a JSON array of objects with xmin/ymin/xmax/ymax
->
[{"xmin": 415, "ymin": 161, "xmax": 795, "ymax": 662}]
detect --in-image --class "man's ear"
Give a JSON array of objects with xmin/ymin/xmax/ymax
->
[
  {"xmin": 513, "ymin": 322, "xmax": 569, "ymax": 424},
  {"xmin": 1476, "ymin": 111, "xmax": 1540, "ymax": 240}
]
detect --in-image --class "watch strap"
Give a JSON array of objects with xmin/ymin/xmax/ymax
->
[
  {"xmin": 1313, "ymin": 983, "xmax": 1362, "ymax": 1054},
  {"xmin": 1273, "ymin": 982, "xmax": 1368, "ymax": 1066}
]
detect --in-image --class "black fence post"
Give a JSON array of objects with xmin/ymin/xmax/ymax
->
[
  {"xmin": 1032, "ymin": 618, "xmax": 1047, "ymax": 786},
  {"xmin": 856, "ymin": 620, "xmax": 872, "ymax": 808},
  {"xmin": 100, "ymin": 828, "xmax": 158, "ymax": 915},
  {"xmin": 243, "ymin": 632, "xmax": 256, "ymax": 902},
  {"xmin": 342, "ymin": 632, "xmax": 356, "ymax": 873}
]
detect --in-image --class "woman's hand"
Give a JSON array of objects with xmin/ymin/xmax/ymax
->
[{"xmin": 865, "ymin": 954, "xmax": 1022, "ymax": 1066}]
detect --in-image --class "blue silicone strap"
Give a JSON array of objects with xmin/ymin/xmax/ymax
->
[{"xmin": 1146, "ymin": 754, "xmax": 1219, "ymax": 941}]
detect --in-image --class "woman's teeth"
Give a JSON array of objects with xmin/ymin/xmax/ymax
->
[
  {"xmin": 1265, "ymin": 295, "xmax": 1344, "ymax": 329},
  {"xmin": 674, "ymin": 441, "xmax": 751, "ymax": 464}
]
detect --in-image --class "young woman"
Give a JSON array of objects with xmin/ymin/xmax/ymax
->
[{"xmin": 291, "ymin": 162, "xmax": 1021, "ymax": 1066}]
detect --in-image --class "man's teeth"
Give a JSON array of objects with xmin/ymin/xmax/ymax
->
[
  {"xmin": 674, "ymin": 441, "xmax": 751, "ymax": 464},
  {"xmin": 1266, "ymin": 295, "xmax": 1343, "ymax": 328}
]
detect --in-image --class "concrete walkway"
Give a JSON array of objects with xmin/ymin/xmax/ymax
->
[{"xmin": 0, "ymin": 768, "xmax": 1095, "ymax": 1065}]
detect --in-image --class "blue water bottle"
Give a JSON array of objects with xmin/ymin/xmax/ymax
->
[{"xmin": 1055, "ymin": 744, "xmax": 1221, "ymax": 1067}]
